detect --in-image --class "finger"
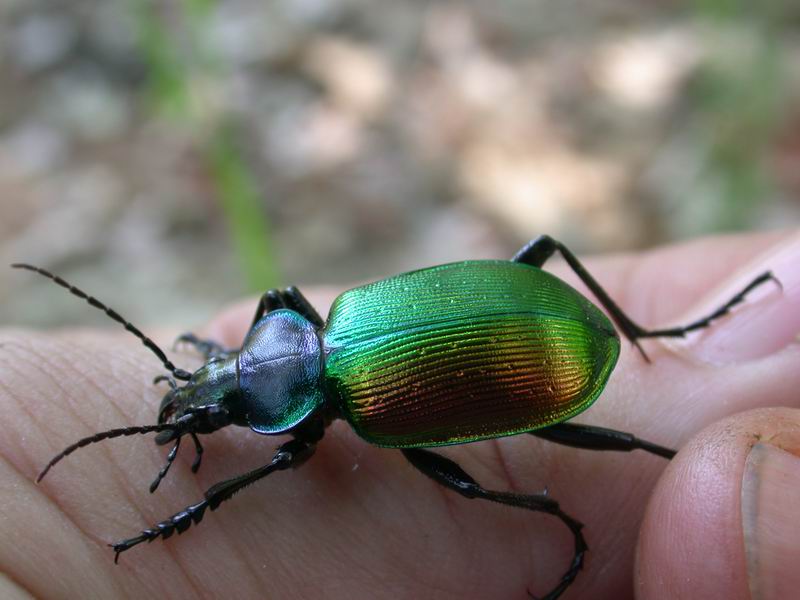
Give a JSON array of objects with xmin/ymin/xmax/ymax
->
[
  {"xmin": 0, "ymin": 331, "xmax": 169, "ymax": 598},
  {"xmin": 636, "ymin": 407, "xmax": 800, "ymax": 600}
]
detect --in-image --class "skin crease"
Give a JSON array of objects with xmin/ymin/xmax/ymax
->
[{"xmin": 0, "ymin": 231, "xmax": 798, "ymax": 599}]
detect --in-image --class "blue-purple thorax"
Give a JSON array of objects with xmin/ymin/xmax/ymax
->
[{"xmin": 238, "ymin": 309, "xmax": 324, "ymax": 433}]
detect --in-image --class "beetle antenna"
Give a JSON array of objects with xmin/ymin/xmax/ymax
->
[
  {"xmin": 11, "ymin": 263, "xmax": 192, "ymax": 381},
  {"xmin": 37, "ymin": 424, "xmax": 179, "ymax": 483}
]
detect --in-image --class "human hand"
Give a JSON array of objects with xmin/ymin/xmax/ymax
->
[{"xmin": 1, "ymin": 231, "xmax": 798, "ymax": 599}]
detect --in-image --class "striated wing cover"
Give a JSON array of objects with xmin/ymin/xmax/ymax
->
[{"xmin": 322, "ymin": 260, "xmax": 620, "ymax": 447}]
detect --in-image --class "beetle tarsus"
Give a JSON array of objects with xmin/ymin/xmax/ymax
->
[
  {"xmin": 635, "ymin": 269, "xmax": 781, "ymax": 340},
  {"xmin": 173, "ymin": 332, "xmax": 235, "ymax": 360},
  {"xmin": 153, "ymin": 375, "xmax": 178, "ymax": 390},
  {"xmin": 512, "ymin": 235, "xmax": 780, "ymax": 360},
  {"xmin": 110, "ymin": 499, "xmax": 209, "ymax": 559}
]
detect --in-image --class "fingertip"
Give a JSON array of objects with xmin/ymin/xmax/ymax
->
[{"xmin": 635, "ymin": 408, "xmax": 800, "ymax": 600}]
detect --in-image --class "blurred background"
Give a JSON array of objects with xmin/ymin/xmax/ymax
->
[{"xmin": 1, "ymin": 0, "xmax": 799, "ymax": 328}]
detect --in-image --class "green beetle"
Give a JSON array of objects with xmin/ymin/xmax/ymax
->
[{"xmin": 18, "ymin": 235, "xmax": 777, "ymax": 600}]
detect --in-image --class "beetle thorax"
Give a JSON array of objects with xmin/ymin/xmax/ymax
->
[{"xmin": 237, "ymin": 309, "xmax": 325, "ymax": 434}]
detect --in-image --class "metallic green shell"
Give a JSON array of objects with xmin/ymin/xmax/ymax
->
[{"xmin": 322, "ymin": 260, "xmax": 620, "ymax": 448}]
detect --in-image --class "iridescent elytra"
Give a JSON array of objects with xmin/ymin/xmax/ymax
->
[{"xmin": 15, "ymin": 234, "xmax": 779, "ymax": 600}]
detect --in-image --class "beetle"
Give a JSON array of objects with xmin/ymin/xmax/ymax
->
[{"xmin": 14, "ymin": 235, "xmax": 779, "ymax": 600}]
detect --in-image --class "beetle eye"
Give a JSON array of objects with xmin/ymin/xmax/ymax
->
[{"xmin": 158, "ymin": 395, "xmax": 177, "ymax": 424}]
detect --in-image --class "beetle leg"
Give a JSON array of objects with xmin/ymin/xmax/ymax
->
[
  {"xmin": 251, "ymin": 289, "xmax": 287, "ymax": 327},
  {"xmin": 531, "ymin": 423, "xmax": 675, "ymax": 459},
  {"xmin": 110, "ymin": 437, "xmax": 315, "ymax": 562},
  {"xmin": 190, "ymin": 433, "xmax": 204, "ymax": 473},
  {"xmin": 173, "ymin": 332, "xmax": 234, "ymax": 360},
  {"xmin": 153, "ymin": 375, "xmax": 177, "ymax": 390},
  {"xmin": 513, "ymin": 235, "xmax": 780, "ymax": 361},
  {"xmin": 175, "ymin": 286, "xmax": 323, "ymax": 357},
  {"xmin": 251, "ymin": 287, "xmax": 324, "ymax": 328},
  {"xmin": 281, "ymin": 286, "xmax": 325, "ymax": 328},
  {"xmin": 403, "ymin": 448, "xmax": 585, "ymax": 600},
  {"xmin": 149, "ymin": 437, "xmax": 182, "ymax": 493}
]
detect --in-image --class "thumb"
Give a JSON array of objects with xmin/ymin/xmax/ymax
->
[{"xmin": 635, "ymin": 408, "xmax": 800, "ymax": 600}]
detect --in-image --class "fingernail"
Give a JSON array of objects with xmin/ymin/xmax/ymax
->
[
  {"xmin": 742, "ymin": 442, "xmax": 800, "ymax": 600},
  {"xmin": 685, "ymin": 233, "xmax": 800, "ymax": 364}
]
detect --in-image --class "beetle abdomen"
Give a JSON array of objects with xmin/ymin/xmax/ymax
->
[{"xmin": 322, "ymin": 261, "xmax": 620, "ymax": 448}]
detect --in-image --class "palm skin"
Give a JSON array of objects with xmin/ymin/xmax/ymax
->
[{"xmin": 1, "ymin": 231, "xmax": 798, "ymax": 599}]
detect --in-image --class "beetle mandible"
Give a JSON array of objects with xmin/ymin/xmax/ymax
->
[{"xmin": 14, "ymin": 235, "xmax": 779, "ymax": 600}]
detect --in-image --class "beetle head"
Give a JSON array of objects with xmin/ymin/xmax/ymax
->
[{"xmin": 155, "ymin": 356, "xmax": 243, "ymax": 443}]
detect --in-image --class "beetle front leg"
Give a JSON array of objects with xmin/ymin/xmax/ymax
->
[
  {"xmin": 403, "ymin": 448, "xmax": 586, "ymax": 600},
  {"xmin": 110, "ymin": 437, "xmax": 315, "ymax": 562},
  {"xmin": 173, "ymin": 332, "xmax": 235, "ymax": 360},
  {"xmin": 189, "ymin": 433, "xmax": 204, "ymax": 473},
  {"xmin": 513, "ymin": 235, "xmax": 779, "ymax": 360},
  {"xmin": 531, "ymin": 423, "xmax": 675, "ymax": 459},
  {"xmin": 174, "ymin": 285, "xmax": 324, "ymax": 360},
  {"xmin": 149, "ymin": 436, "xmax": 182, "ymax": 493}
]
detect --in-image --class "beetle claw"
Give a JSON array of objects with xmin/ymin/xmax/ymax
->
[{"xmin": 153, "ymin": 375, "xmax": 177, "ymax": 390}]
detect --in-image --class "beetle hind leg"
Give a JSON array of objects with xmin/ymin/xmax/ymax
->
[
  {"xmin": 627, "ymin": 270, "xmax": 779, "ymax": 342},
  {"xmin": 531, "ymin": 423, "xmax": 676, "ymax": 459},
  {"xmin": 514, "ymin": 235, "xmax": 780, "ymax": 361},
  {"xmin": 403, "ymin": 448, "xmax": 586, "ymax": 600}
]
